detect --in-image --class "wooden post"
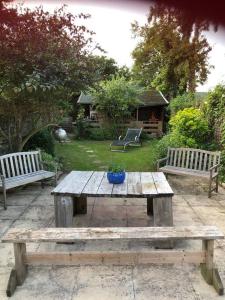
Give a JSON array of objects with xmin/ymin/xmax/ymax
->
[
  {"xmin": 14, "ymin": 243, "xmax": 27, "ymax": 285},
  {"xmin": 201, "ymin": 240, "xmax": 214, "ymax": 284},
  {"xmin": 73, "ymin": 196, "xmax": 87, "ymax": 215},
  {"xmin": 6, "ymin": 269, "xmax": 17, "ymax": 297},
  {"xmin": 147, "ymin": 197, "xmax": 153, "ymax": 216},
  {"xmin": 153, "ymin": 196, "xmax": 173, "ymax": 249},
  {"xmin": 54, "ymin": 195, "xmax": 73, "ymax": 227}
]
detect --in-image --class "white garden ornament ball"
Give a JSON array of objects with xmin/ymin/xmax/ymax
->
[{"xmin": 55, "ymin": 128, "xmax": 68, "ymax": 142}]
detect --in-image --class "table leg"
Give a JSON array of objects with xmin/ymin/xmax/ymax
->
[
  {"xmin": 153, "ymin": 196, "xmax": 173, "ymax": 249},
  {"xmin": 147, "ymin": 197, "xmax": 153, "ymax": 215},
  {"xmin": 73, "ymin": 196, "xmax": 87, "ymax": 215},
  {"xmin": 54, "ymin": 195, "xmax": 73, "ymax": 227}
]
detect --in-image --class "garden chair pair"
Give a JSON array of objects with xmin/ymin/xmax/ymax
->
[{"xmin": 110, "ymin": 128, "xmax": 142, "ymax": 152}]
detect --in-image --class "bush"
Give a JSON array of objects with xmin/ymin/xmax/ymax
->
[
  {"xmin": 41, "ymin": 151, "xmax": 62, "ymax": 172},
  {"xmin": 24, "ymin": 128, "xmax": 55, "ymax": 155},
  {"xmin": 156, "ymin": 132, "xmax": 184, "ymax": 158},
  {"xmin": 75, "ymin": 120, "xmax": 90, "ymax": 139},
  {"xmin": 169, "ymin": 93, "xmax": 195, "ymax": 115},
  {"xmin": 88, "ymin": 128, "xmax": 105, "ymax": 140},
  {"xmin": 169, "ymin": 108, "xmax": 210, "ymax": 148},
  {"xmin": 156, "ymin": 107, "xmax": 211, "ymax": 159}
]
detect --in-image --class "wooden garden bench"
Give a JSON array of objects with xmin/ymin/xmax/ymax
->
[
  {"xmin": 0, "ymin": 151, "xmax": 57, "ymax": 210},
  {"xmin": 157, "ymin": 148, "xmax": 221, "ymax": 197},
  {"xmin": 2, "ymin": 226, "xmax": 224, "ymax": 296}
]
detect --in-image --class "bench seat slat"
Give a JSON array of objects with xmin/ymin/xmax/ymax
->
[
  {"xmin": 0, "ymin": 171, "xmax": 55, "ymax": 190},
  {"xmin": 2, "ymin": 226, "xmax": 224, "ymax": 243},
  {"xmin": 159, "ymin": 166, "xmax": 215, "ymax": 178}
]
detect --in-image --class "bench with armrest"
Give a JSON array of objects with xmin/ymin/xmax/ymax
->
[
  {"xmin": 0, "ymin": 151, "xmax": 57, "ymax": 210},
  {"xmin": 157, "ymin": 147, "xmax": 221, "ymax": 197},
  {"xmin": 2, "ymin": 226, "xmax": 224, "ymax": 296}
]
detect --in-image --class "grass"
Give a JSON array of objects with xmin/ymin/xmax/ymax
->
[{"xmin": 55, "ymin": 139, "xmax": 159, "ymax": 172}]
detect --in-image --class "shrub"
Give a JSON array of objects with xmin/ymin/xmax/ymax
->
[
  {"xmin": 220, "ymin": 151, "xmax": 225, "ymax": 183},
  {"xmin": 156, "ymin": 132, "xmax": 184, "ymax": 158},
  {"xmin": 24, "ymin": 128, "xmax": 55, "ymax": 155},
  {"xmin": 88, "ymin": 128, "xmax": 105, "ymax": 140},
  {"xmin": 169, "ymin": 93, "xmax": 195, "ymax": 115},
  {"xmin": 41, "ymin": 151, "xmax": 62, "ymax": 172},
  {"xmin": 169, "ymin": 108, "xmax": 210, "ymax": 148}
]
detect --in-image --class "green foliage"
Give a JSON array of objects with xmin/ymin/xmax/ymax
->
[
  {"xmin": 169, "ymin": 108, "xmax": 209, "ymax": 148},
  {"xmin": 156, "ymin": 132, "xmax": 184, "ymax": 158},
  {"xmin": 90, "ymin": 76, "xmax": 143, "ymax": 135},
  {"xmin": 205, "ymin": 84, "xmax": 225, "ymax": 182},
  {"xmin": 88, "ymin": 55, "xmax": 119, "ymax": 82},
  {"xmin": 220, "ymin": 151, "xmax": 225, "ymax": 183},
  {"xmin": 41, "ymin": 151, "xmax": 62, "ymax": 172},
  {"xmin": 24, "ymin": 129, "xmax": 55, "ymax": 156},
  {"xmin": 131, "ymin": 3, "xmax": 211, "ymax": 98},
  {"xmin": 205, "ymin": 84, "xmax": 225, "ymax": 127},
  {"xmin": 169, "ymin": 93, "xmax": 196, "ymax": 115},
  {"xmin": 75, "ymin": 121, "xmax": 90, "ymax": 139},
  {"xmin": 108, "ymin": 163, "xmax": 124, "ymax": 173},
  {"xmin": 0, "ymin": 2, "xmax": 101, "ymax": 151},
  {"xmin": 88, "ymin": 128, "xmax": 113, "ymax": 141}
]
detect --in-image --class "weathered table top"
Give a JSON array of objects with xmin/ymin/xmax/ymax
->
[{"xmin": 52, "ymin": 171, "xmax": 174, "ymax": 198}]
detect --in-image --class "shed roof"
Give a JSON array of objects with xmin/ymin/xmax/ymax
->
[{"xmin": 77, "ymin": 89, "xmax": 168, "ymax": 107}]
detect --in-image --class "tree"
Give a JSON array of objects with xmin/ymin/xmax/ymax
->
[
  {"xmin": 0, "ymin": 1, "xmax": 100, "ymax": 151},
  {"xmin": 132, "ymin": 3, "xmax": 212, "ymax": 99},
  {"xmin": 88, "ymin": 55, "xmax": 119, "ymax": 82},
  {"xmin": 90, "ymin": 76, "xmax": 143, "ymax": 135}
]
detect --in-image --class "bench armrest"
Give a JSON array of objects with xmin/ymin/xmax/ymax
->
[
  {"xmin": 209, "ymin": 163, "xmax": 220, "ymax": 171},
  {"xmin": 118, "ymin": 135, "xmax": 122, "ymax": 140},
  {"xmin": 157, "ymin": 157, "xmax": 168, "ymax": 171},
  {"xmin": 209, "ymin": 163, "xmax": 220, "ymax": 177}
]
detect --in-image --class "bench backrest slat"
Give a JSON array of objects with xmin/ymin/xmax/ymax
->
[
  {"xmin": 2, "ymin": 226, "xmax": 224, "ymax": 243},
  {"xmin": 167, "ymin": 148, "xmax": 220, "ymax": 171},
  {"xmin": 0, "ymin": 151, "xmax": 42, "ymax": 178}
]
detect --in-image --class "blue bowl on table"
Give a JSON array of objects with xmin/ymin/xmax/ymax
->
[{"xmin": 107, "ymin": 171, "xmax": 125, "ymax": 184}]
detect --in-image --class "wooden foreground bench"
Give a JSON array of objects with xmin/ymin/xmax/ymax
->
[
  {"xmin": 0, "ymin": 151, "xmax": 57, "ymax": 209},
  {"xmin": 2, "ymin": 226, "xmax": 224, "ymax": 297},
  {"xmin": 157, "ymin": 148, "xmax": 221, "ymax": 197}
]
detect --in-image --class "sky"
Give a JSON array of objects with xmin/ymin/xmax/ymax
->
[{"xmin": 18, "ymin": 0, "xmax": 225, "ymax": 92}]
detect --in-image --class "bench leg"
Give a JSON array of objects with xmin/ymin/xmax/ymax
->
[
  {"xmin": 41, "ymin": 180, "xmax": 45, "ymax": 189},
  {"xmin": 153, "ymin": 196, "xmax": 173, "ymax": 249},
  {"xmin": 6, "ymin": 269, "xmax": 17, "ymax": 297},
  {"xmin": 73, "ymin": 196, "xmax": 87, "ymax": 215},
  {"xmin": 147, "ymin": 197, "xmax": 153, "ymax": 216},
  {"xmin": 3, "ymin": 184, "xmax": 7, "ymax": 210},
  {"xmin": 200, "ymin": 240, "xmax": 224, "ymax": 295},
  {"xmin": 216, "ymin": 175, "xmax": 219, "ymax": 193},
  {"xmin": 201, "ymin": 240, "xmax": 214, "ymax": 284},
  {"xmin": 54, "ymin": 195, "xmax": 73, "ymax": 227},
  {"xmin": 7, "ymin": 243, "xmax": 28, "ymax": 296}
]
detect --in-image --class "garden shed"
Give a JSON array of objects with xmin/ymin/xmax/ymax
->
[{"xmin": 77, "ymin": 89, "xmax": 168, "ymax": 136}]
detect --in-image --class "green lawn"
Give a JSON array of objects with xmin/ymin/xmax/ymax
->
[{"xmin": 55, "ymin": 139, "xmax": 159, "ymax": 172}]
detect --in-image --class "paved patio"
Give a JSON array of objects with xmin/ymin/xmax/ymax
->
[{"xmin": 0, "ymin": 174, "xmax": 225, "ymax": 299}]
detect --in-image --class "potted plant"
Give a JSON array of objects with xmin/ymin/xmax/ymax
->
[{"xmin": 107, "ymin": 163, "xmax": 125, "ymax": 184}]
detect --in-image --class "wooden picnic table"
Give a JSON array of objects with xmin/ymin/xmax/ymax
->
[{"xmin": 51, "ymin": 171, "xmax": 174, "ymax": 228}]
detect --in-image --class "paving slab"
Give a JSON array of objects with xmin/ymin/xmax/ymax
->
[
  {"xmin": 71, "ymin": 266, "xmax": 134, "ymax": 300},
  {"xmin": 0, "ymin": 175, "xmax": 225, "ymax": 299}
]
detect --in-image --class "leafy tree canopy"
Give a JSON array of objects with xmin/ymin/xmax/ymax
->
[
  {"xmin": 90, "ymin": 76, "xmax": 143, "ymax": 135},
  {"xmin": 0, "ymin": 1, "xmax": 101, "ymax": 151},
  {"xmin": 132, "ymin": 3, "xmax": 212, "ymax": 99}
]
